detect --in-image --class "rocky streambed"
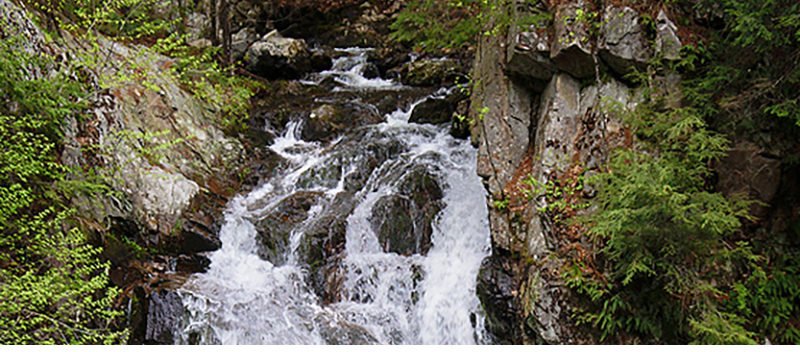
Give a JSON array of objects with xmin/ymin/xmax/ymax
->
[{"xmin": 137, "ymin": 48, "xmax": 492, "ymax": 344}]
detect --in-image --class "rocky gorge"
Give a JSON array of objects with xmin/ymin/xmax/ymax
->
[{"xmin": 1, "ymin": 0, "xmax": 798, "ymax": 345}]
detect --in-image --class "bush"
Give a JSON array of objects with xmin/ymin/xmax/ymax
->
[{"xmin": 0, "ymin": 34, "xmax": 126, "ymax": 344}]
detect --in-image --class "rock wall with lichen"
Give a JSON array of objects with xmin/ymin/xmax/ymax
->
[{"xmin": 469, "ymin": 0, "xmax": 681, "ymax": 344}]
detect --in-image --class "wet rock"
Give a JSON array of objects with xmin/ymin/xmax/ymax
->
[
  {"xmin": 367, "ymin": 47, "xmax": 409, "ymax": 78},
  {"xmin": 175, "ymin": 253, "xmax": 212, "ymax": 273},
  {"xmin": 361, "ymin": 62, "xmax": 381, "ymax": 79},
  {"xmin": 716, "ymin": 141, "xmax": 782, "ymax": 217},
  {"xmin": 315, "ymin": 315, "xmax": 379, "ymax": 344},
  {"xmin": 476, "ymin": 254, "xmax": 520, "ymax": 344},
  {"xmin": 370, "ymin": 166, "xmax": 444, "ymax": 256},
  {"xmin": 144, "ymin": 290, "xmax": 183, "ymax": 344},
  {"xmin": 656, "ymin": 10, "xmax": 682, "ymax": 61},
  {"xmin": 300, "ymin": 193, "xmax": 353, "ymax": 302},
  {"xmin": 551, "ymin": 1, "xmax": 595, "ymax": 79},
  {"xmin": 301, "ymin": 103, "xmax": 382, "ymax": 142},
  {"xmin": 310, "ymin": 49, "xmax": 334, "ymax": 72},
  {"xmin": 177, "ymin": 217, "xmax": 221, "ymax": 253},
  {"xmin": 244, "ymin": 30, "xmax": 315, "ymax": 79},
  {"xmin": 401, "ymin": 59, "xmax": 460, "ymax": 86},
  {"xmin": 599, "ymin": 6, "xmax": 651, "ymax": 76},
  {"xmin": 409, "ymin": 89, "xmax": 468, "ymax": 125},
  {"xmin": 255, "ymin": 191, "xmax": 322, "ymax": 265},
  {"xmin": 231, "ymin": 27, "xmax": 259, "ymax": 61}
]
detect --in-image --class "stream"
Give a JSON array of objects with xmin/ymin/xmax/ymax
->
[{"xmin": 174, "ymin": 49, "xmax": 492, "ymax": 345}]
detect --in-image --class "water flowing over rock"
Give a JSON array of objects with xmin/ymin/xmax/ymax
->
[{"xmin": 174, "ymin": 49, "xmax": 492, "ymax": 345}]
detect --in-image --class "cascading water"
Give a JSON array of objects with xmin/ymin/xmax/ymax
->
[{"xmin": 175, "ymin": 49, "xmax": 491, "ymax": 345}]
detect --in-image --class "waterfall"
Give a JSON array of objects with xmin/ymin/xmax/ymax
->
[{"xmin": 175, "ymin": 49, "xmax": 491, "ymax": 345}]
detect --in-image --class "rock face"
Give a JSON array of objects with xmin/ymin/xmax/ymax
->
[
  {"xmin": 599, "ymin": 6, "xmax": 651, "ymax": 76},
  {"xmin": 2, "ymin": 0, "xmax": 250, "ymax": 343},
  {"xmin": 469, "ymin": 2, "xmax": 659, "ymax": 344},
  {"xmin": 144, "ymin": 291, "xmax": 183, "ymax": 344},
  {"xmin": 656, "ymin": 10, "xmax": 682, "ymax": 61},
  {"xmin": 506, "ymin": 1, "xmax": 555, "ymax": 87},
  {"xmin": 550, "ymin": 1, "xmax": 595, "ymax": 79},
  {"xmin": 716, "ymin": 141, "xmax": 782, "ymax": 217}
]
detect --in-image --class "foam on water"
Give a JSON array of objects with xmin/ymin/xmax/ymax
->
[{"xmin": 176, "ymin": 49, "xmax": 491, "ymax": 345}]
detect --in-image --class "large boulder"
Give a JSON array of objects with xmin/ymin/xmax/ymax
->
[
  {"xmin": 551, "ymin": 1, "xmax": 595, "ymax": 79},
  {"xmin": 599, "ymin": 6, "xmax": 651, "ymax": 77},
  {"xmin": 370, "ymin": 166, "xmax": 444, "ymax": 256},
  {"xmin": 231, "ymin": 27, "xmax": 260, "ymax": 61},
  {"xmin": 409, "ymin": 88, "xmax": 468, "ymax": 125},
  {"xmin": 301, "ymin": 102, "xmax": 383, "ymax": 142},
  {"xmin": 476, "ymin": 254, "xmax": 520, "ymax": 344},
  {"xmin": 400, "ymin": 59, "xmax": 460, "ymax": 86},
  {"xmin": 255, "ymin": 191, "xmax": 323, "ymax": 265},
  {"xmin": 244, "ymin": 30, "xmax": 321, "ymax": 79}
]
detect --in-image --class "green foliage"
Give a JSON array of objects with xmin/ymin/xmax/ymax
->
[
  {"xmin": 25, "ymin": 0, "xmax": 183, "ymax": 41},
  {"xmin": 0, "ymin": 35, "xmax": 126, "ymax": 344},
  {"xmin": 390, "ymin": 0, "xmax": 487, "ymax": 52},
  {"xmin": 724, "ymin": 250, "xmax": 800, "ymax": 344},
  {"xmin": 687, "ymin": 0, "xmax": 800, "ymax": 129},
  {"xmin": 390, "ymin": 0, "xmax": 549, "ymax": 53},
  {"xmin": 569, "ymin": 98, "xmax": 753, "ymax": 342}
]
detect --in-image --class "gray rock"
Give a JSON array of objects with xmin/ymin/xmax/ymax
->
[
  {"xmin": 301, "ymin": 102, "xmax": 383, "ymax": 142},
  {"xmin": 244, "ymin": 30, "xmax": 314, "ymax": 79},
  {"xmin": 506, "ymin": 3, "xmax": 556, "ymax": 85},
  {"xmin": 599, "ymin": 6, "xmax": 651, "ymax": 76},
  {"xmin": 255, "ymin": 191, "xmax": 322, "ymax": 265},
  {"xmin": 716, "ymin": 141, "xmax": 782, "ymax": 217},
  {"xmin": 409, "ymin": 89, "xmax": 468, "ymax": 125},
  {"xmin": 534, "ymin": 73, "xmax": 581, "ymax": 180},
  {"xmin": 314, "ymin": 314, "xmax": 379, "ymax": 344},
  {"xmin": 145, "ymin": 290, "xmax": 183, "ymax": 344},
  {"xmin": 476, "ymin": 254, "xmax": 520, "ymax": 344},
  {"xmin": 231, "ymin": 27, "xmax": 259, "ymax": 61},
  {"xmin": 656, "ymin": 10, "xmax": 682, "ymax": 61},
  {"xmin": 470, "ymin": 32, "xmax": 536, "ymax": 252},
  {"xmin": 551, "ymin": 1, "xmax": 596, "ymax": 78},
  {"xmin": 370, "ymin": 166, "xmax": 443, "ymax": 256},
  {"xmin": 401, "ymin": 58, "xmax": 460, "ymax": 86},
  {"xmin": 185, "ymin": 12, "xmax": 209, "ymax": 44}
]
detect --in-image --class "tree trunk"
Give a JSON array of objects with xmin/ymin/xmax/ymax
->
[{"xmin": 220, "ymin": 0, "xmax": 231, "ymax": 64}]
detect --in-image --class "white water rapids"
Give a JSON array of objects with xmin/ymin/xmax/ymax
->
[{"xmin": 175, "ymin": 49, "xmax": 492, "ymax": 345}]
